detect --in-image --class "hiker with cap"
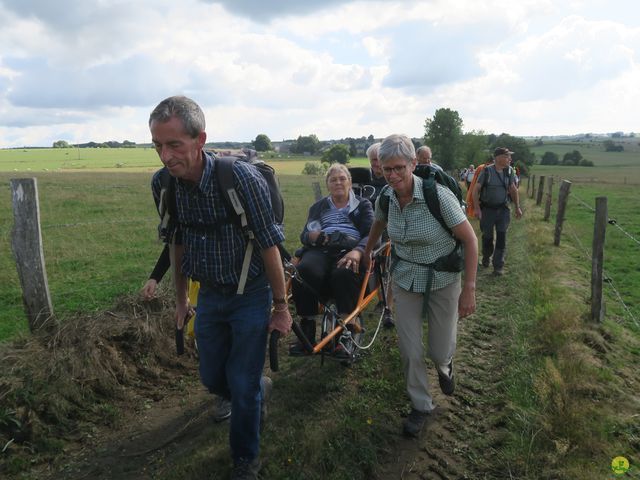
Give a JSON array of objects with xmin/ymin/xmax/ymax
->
[
  {"xmin": 148, "ymin": 95, "xmax": 291, "ymax": 480},
  {"xmin": 363, "ymin": 134, "xmax": 478, "ymax": 438},
  {"xmin": 472, "ymin": 147, "xmax": 523, "ymax": 276}
]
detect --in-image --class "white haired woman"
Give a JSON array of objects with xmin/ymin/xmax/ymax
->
[
  {"xmin": 290, "ymin": 163, "xmax": 375, "ymax": 357},
  {"xmin": 363, "ymin": 134, "xmax": 478, "ymax": 437}
]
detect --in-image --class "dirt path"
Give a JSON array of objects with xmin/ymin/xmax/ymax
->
[
  {"xmin": 375, "ymin": 267, "xmax": 511, "ymax": 480},
  {"xmin": 27, "ymin": 240, "xmax": 524, "ymax": 480},
  {"xmin": 40, "ymin": 267, "xmax": 512, "ymax": 480}
]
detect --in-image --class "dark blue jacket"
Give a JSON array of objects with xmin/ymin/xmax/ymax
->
[{"xmin": 299, "ymin": 194, "xmax": 375, "ymax": 252}]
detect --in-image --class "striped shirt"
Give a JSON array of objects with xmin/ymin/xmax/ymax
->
[
  {"xmin": 152, "ymin": 151, "xmax": 284, "ymax": 286},
  {"xmin": 375, "ymin": 175, "xmax": 466, "ymax": 292},
  {"xmin": 321, "ymin": 194, "xmax": 362, "ymax": 239}
]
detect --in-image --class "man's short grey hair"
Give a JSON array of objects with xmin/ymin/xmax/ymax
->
[
  {"xmin": 325, "ymin": 163, "xmax": 351, "ymax": 184},
  {"xmin": 366, "ymin": 142, "xmax": 381, "ymax": 160},
  {"xmin": 416, "ymin": 146, "xmax": 432, "ymax": 156},
  {"xmin": 379, "ymin": 134, "xmax": 416, "ymax": 163},
  {"xmin": 149, "ymin": 95, "xmax": 205, "ymax": 138}
]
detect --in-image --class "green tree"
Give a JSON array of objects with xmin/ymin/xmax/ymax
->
[
  {"xmin": 347, "ymin": 138, "xmax": 358, "ymax": 157},
  {"xmin": 460, "ymin": 130, "xmax": 489, "ymax": 167},
  {"xmin": 540, "ymin": 151, "xmax": 559, "ymax": 165},
  {"xmin": 291, "ymin": 134, "xmax": 320, "ymax": 154},
  {"xmin": 424, "ymin": 108, "xmax": 463, "ymax": 171},
  {"xmin": 53, "ymin": 140, "xmax": 70, "ymax": 148},
  {"xmin": 562, "ymin": 150, "xmax": 583, "ymax": 165},
  {"xmin": 252, "ymin": 134, "xmax": 272, "ymax": 152},
  {"xmin": 301, "ymin": 162, "xmax": 327, "ymax": 176},
  {"xmin": 603, "ymin": 139, "xmax": 624, "ymax": 152},
  {"xmin": 489, "ymin": 133, "xmax": 534, "ymax": 166},
  {"xmin": 321, "ymin": 144, "xmax": 350, "ymax": 165}
]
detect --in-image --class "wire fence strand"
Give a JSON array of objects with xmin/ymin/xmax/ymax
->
[
  {"xmin": 563, "ymin": 220, "xmax": 639, "ymax": 328},
  {"xmin": 571, "ymin": 193, "xmax": 640, "ymax": 246}
]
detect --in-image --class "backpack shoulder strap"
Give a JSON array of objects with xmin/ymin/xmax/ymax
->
[
  {"xmin": 158, "ymin": 167, "xmax": 177, "ymax": 243},
  {"xmin": 215, "ymin": 155, "xmax": 254, "ymax": 295},
  {"xmin": 421, "ymin": 176, "xmax": 452, "ymax": 236},
  {"xmin": 216, "ymin": 156, "xmax": 248, "ymax": 224},
  {"xmin": 378, "ymin": 184, "xmax": 392, "ymax": 218}
]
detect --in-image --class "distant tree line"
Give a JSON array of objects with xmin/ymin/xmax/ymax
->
[
  {"xmin": 603, "ymin": 139, "xmax": 624, "ymax": 152},
  {"xmin": 53, "ymin": 140, "xmax": 137, "ymax": 148},
  {"xmin": 540, "ymin": 150, "xmax": 594, "ymax": 167}
]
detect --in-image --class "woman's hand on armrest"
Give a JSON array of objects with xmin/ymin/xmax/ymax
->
[{"xmin": 336, "ymin": 249, "xmax": 363, "ymax": 273}]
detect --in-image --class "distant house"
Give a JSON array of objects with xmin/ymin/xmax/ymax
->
[{"xmin": 273, "ymin": 141, "xmax": 293, "ymax": 154}]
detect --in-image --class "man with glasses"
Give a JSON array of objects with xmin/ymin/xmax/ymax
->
[{"xmin": 472, "ymin": 147, "xmax": 523, "ymax": 275}]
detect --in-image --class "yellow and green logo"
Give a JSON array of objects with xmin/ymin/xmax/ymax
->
[{"xmin": 611, "ymin": 456, "xmax": 630, "ymax": 475}]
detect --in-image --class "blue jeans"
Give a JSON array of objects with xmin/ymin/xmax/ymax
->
[{"xmin": 195, "ymin": 275, "xmax": 271, "ymax": 462}]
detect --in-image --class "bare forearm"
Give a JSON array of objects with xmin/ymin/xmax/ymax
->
[
  {"xmin": 453, "ymin": 221, "xmax": 478, "ymax": 287},
  {"xmin": 364, "ymin": 219, "xmax": 387, "ymax": 256}
]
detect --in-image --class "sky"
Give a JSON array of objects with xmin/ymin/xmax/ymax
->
[{"xmin": 0, "ymin": 0, "xmax": 639, "ymax": 148}]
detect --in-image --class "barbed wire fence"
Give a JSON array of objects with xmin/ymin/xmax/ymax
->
[{"xmin": 562, "ymin": 191, "xmax": 639, "ymax": 328}]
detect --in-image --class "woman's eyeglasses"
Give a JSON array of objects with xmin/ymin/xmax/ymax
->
[{"xmin": 382, "ymin": 165, "xmax": 407, "ymax": 175}]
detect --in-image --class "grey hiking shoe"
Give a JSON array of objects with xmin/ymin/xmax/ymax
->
[
  {"xmin": 260, "ymin": 376, "xmax": 272, "ymax": 432},
  {"xmin": 230, "ymin": 457, "xmax": 261, "ymax": 480},
  {"xmin": 481, "ymin": 256, "xmax": 491, "ymax": 267},
  {"xmin": 214, "ymin": 396, "xmax": 232, "ymax": 422},
  {"xmin": 493, "ymin": 267, "xmax": 504, "ymax": 276},
  {"xmin": 402, "ymin": 408, "xmax": 430, "ymax": 438}
]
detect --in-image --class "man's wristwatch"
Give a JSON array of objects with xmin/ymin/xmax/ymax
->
[{"xmin": 273, "ymin": 297, "xmax": 287, "ymax": 305}]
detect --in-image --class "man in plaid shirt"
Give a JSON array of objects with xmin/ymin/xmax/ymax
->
[{"xmin": 149, "ymin": 96, "xmax": 291, "ymax": 479}]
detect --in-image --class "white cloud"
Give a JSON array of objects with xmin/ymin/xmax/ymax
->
[{"xmin": 0, "ymin": 0, "xmax": 639, "ymax": 147}]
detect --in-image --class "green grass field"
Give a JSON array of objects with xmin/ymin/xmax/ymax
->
[
  {"xmin": 1, "ymin": 146, "xmax": 639, "ymax": 479},
  {"xmin": 1, "ymin": 145, "xmax": 639, "ymax": 339}
]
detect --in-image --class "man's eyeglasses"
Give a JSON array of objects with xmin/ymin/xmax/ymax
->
[{"xmin": 382, "ymin": 165, "xmax": 407, "ymax": 175}]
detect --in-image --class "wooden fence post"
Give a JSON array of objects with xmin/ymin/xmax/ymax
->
[
  {"xmin": 10, "ymin": 178, "xmax": 54, "ymax": 332},
  {"xmin": 530, "ymin": 174, "xmax": 536, "ymax": 199},
  {"xmin": 553, "ymin": 180, "xmax": 572, "ymax": 246},
  {"xmin": 526, "ymin": 175, "xmax": 531, "ymax": 196},
  {"xmin": 312, "ymin": 181, "xmax": 322, "ymax": 201},
  {"xmin": 536, "ymin": 175, "xmax": 546, "ymax": 205},
  {"xmin": 591, "ymin": 197, "xmax": 607, "ymax": 322},
  {"xmin": 544, "ymin": 176, "xmax": 554, "ymax": 221}
]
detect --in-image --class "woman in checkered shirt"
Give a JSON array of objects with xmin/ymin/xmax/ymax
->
[{"xmin": 363, "ymin": 134, "xmax": 478, "ymax": 438}]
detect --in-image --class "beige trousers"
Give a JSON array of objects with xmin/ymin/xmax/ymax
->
[{"xmin": 392, "ymin": 279, "xmax": 461, "ymax": 412}]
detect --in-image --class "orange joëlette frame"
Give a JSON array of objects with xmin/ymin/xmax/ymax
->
[{"xmin": 284, "ymin": 241, "xmax": 391, "ymax": 355}]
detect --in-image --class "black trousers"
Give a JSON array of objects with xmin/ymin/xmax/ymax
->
[
  {"xmin": 479, "ymin": 206, "xmax": 511, "ymax": 268},
  {"xmin": 292, "ymin": 249, "xmax": 364, "ymax": 317}
]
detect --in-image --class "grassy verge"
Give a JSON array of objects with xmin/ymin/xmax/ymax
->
[{"xmin": 498, "ymin": 199, "xmax": 639, "ymax": 479}]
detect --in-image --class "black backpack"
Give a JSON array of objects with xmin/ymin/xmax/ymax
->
[
  {"xmin": 378, "ymin": 164, "xmax": 465, "ymax": 273},
  {"xmin": 157, "ymin": 149, "xmax": 285, "ymax": 293}
]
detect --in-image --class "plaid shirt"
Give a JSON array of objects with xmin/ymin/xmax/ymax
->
[
  {"xmin": 375, "ymin": 176, "xmax": 466, "ymax": 292},
  {"xmin": 152, "ymin": 151, "xmax": 284, "ymax": 286}
]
